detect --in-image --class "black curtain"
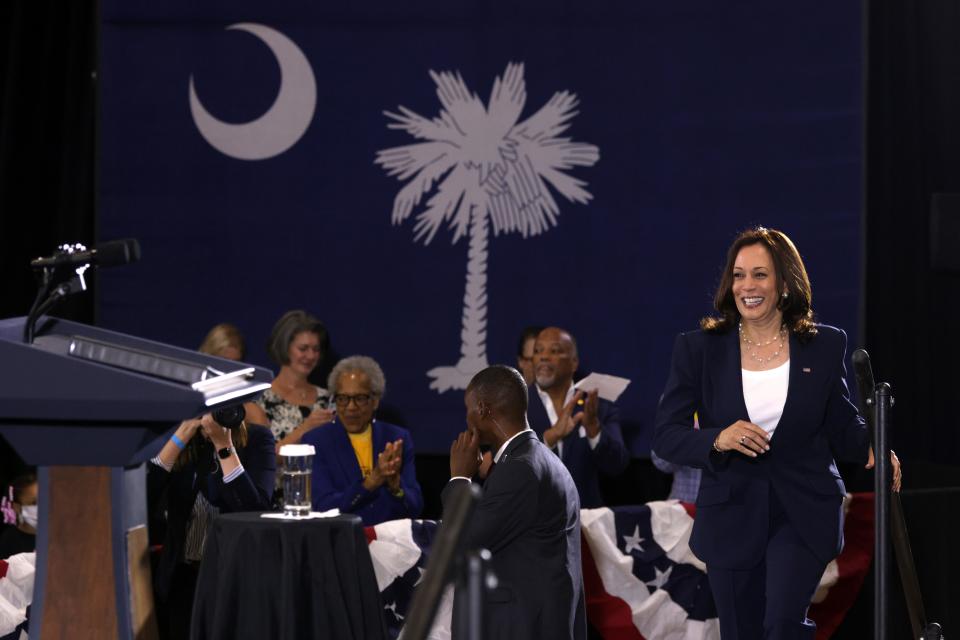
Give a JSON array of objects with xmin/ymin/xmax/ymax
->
[
  {"xmin": 865, "ymin": 1, "xmax": 960, "ymax": 466},
  {"xmin": 0, "ymin": 1, "xmax": 97, "ymax": 483},
  {"xmin": 860, "ymin": 0, "xmax": 960, "ymax": 636}
]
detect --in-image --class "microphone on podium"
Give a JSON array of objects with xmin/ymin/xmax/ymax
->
[{"xmin": 30, "ymin": 238, "xmax": 141, "ymax": 270}]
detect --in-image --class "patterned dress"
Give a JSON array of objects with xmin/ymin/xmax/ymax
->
[
  {"xmin": 257, "ymin": 386, "xmax": 331, "ymax": 505},
  {"xmin": 255, "ymin": 386, "xmax": 331, "ymax": 442}
]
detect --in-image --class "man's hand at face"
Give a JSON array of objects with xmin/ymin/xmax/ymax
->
[
  {"xmin": 477, "ymin": 450, "xmax": 495, "ymax": 480},
  {"xmin": 450, "ymin": 428, "xmax": 481, "ymax": 478}
]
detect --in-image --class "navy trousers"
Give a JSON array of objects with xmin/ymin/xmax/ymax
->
[{"xmin": 706, "ymin": 487, "xmax": 829, "ymax": 640}]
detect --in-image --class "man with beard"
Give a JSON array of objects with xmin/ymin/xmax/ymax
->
[
  {"xmin": 527, "ymin": 327, "xmax": 630, "ymax": 507},
  {"xmin": 444, "ymin": 365, "xmax": 586, "ymax": 640}
]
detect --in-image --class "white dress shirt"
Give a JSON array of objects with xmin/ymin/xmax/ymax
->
[{"xmin": 742, "ymin": 359, "xmax": 790, "ymax": 438}]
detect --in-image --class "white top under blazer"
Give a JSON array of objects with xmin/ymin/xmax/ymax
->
[{"xmin": 741, "ymin": 359, "xmax": 790, "ymax": 438}]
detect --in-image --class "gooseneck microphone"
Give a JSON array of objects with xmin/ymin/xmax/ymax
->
[
  {"xmin": 30, "ymin": 238, "xmax": 141, "ymax": 270},
  {"xmin": 24, "ymin": 238, "xmax": 142, "ymax": 343}
]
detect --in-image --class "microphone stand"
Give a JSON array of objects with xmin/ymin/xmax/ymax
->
[
  {"xmin": 851, "ymin": 349, "xmax": 943, "ymax": 640},
  {"xmin": 453, "ymin": 549, "xmax": 494, "ymax": 640},
  {"xmin": 23, "ymin": 262, "xmax": 90, "ymax": 344},
  {"xmin": 873, "ymin": 381, "xmax": 891, "ymax": 640}
]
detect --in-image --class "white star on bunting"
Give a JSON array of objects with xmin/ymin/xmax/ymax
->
[
  {"xmin": 623, "ymin": 525, "xmax": 645, "ymax": 554},
  {"xmin": 645, "ymin": 565, "xmax": 673, "ymax": 590}
]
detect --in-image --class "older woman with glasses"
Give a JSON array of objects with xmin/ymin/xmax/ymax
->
[{"xmin": 300, "ymin": 355, "xmax": 423, "ymax": 525}]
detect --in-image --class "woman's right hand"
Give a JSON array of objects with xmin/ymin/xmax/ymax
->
[
  {"xmin": 364, "ymin": 440, "xmax": 403, "ymax": 491},
  {"xmin": 714, "ymin": 420, "xmax": 770, "ymax": 457},
  {"xmin": 174, "ymin": 418, "xmax": 204, "ymax": 445},
  {"xmin": 300, "ymin": 407, "xmax": 336, "ymax": 432}
]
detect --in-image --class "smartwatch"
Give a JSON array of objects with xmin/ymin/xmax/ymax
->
[{"xmin": 217, "ymin": 446, "xmax": 234, "ymax": 460}]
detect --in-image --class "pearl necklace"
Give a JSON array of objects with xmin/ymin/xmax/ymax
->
[{"xmin": 739, "ymin": 322, "xmax": 787, "ymax": 365}]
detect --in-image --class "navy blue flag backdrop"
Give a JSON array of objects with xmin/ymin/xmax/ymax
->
[{"xmin": 99, "ymin": 2, "xmax": 861, "ymax": 454}]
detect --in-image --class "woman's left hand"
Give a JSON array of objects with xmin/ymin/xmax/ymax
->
[
  {"xmin": 201, "ymin": 413, "xmax": 234, "ymax": 450},
  {"xmin": 866, "ymin": 447, "xmax": 902, "ymax": 492}
]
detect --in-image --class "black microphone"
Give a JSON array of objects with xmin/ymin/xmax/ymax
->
[
  {"xmin": 851, "ymin": 348, "xmax": 876, "ymax": 429},
  {"xmin": 30, "ymin": 239, "xmax": 141, "ymax": 270}
]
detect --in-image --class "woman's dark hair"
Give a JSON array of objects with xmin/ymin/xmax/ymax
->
[
  {"xmin": 10, "ymin": 472, "xmax": 37, "ymax": 503},
  {"xmin": 266, "ymin": 310, "xmax": 328, "ymax": 366},
  {"xmin": 701, "ymin": 226, "xmax": 817, "ymax": 340},
  {"xmin": 516, "ymin": 325, "xmax": 545, "ymax": 357}
]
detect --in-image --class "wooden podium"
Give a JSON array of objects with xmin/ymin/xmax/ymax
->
[{"xmin": 0, "ymin": 316, "xmax": 272, "ymax": 639}]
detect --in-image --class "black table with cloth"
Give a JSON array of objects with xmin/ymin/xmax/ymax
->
[{"xmin": 190, "ymin": 513, "xmax": 387, "ymax": 640}]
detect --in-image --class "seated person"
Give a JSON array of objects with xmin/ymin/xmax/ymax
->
[
  {"xmin": 148, "ymin": 411, "xmax": 275, "ymax": 639},
  {"xmin": 527, "ymin": 327, "xmax": 630, "ymax": 508},
  {"xmin": 650, "ymin": 414, "xmax": 702, "ymax": 503},
  {"xmin": 515, "ymin": 325, "xmax": 544, "ymax": 386},
  {"xmin": 0, "ymin": 472, "xmax": 38, "ymax": 559},
  {"xmin": 197, "ymin": 322, "xmax": 263, "ymax": 423},
  {"xmin": 650, "ymin": 451, "xmax": 701, "ymax": 503},
  {"xmin": 198, "ymin": 322, "xmax": 246, "ymax": 361},
  {"xmin": 245, "ymin": 310, "xmax": 335, "ymax": 452},
  {"xmin": 301, "ymin": 356, "xmax": 423, "ymax": 525}
]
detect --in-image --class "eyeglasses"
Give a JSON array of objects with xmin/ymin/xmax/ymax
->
[{"xmin": 334, "ymin": 393, "xmax": 374, "ymax": 408}]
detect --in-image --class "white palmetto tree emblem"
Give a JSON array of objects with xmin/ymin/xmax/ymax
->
[{"xmin": 375, "ymin": 62, "xmax": 600, "ymax": 393}]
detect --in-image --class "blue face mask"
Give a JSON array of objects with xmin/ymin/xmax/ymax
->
[{"xmin": 20, "ymin": 504, "xmax": 37, "ymax": 529}]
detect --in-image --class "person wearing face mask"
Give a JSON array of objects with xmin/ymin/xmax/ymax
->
[
  {"xmin": 300, "ymin": 356, "xmax": 423, "ymax": 526},
  {"xmin": 526, "ymin": 327, "xmax": 630, "ymax": 508},
  {"xmin": 0, "ymin": 473, "xmax": 38, "ymax": 559}
]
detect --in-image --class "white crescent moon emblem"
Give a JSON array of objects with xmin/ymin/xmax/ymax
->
[{"xmin": 189, "ymin": 23, "xmax": 317, "ymax": 161}]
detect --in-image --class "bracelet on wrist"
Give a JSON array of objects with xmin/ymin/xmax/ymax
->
[
  {"xmin": 712, "ymin": 435, "xmax": 723, "ymax": 453},
  {"xmin": 171, "ymin": 434, "xmax": 186, "ymax": 450}
]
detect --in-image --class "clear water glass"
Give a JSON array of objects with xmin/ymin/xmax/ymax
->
[{"xmin": 279, "ymin": 444, "xmax": 314, "ymax": 517}]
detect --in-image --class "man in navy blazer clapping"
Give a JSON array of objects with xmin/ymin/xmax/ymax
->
[{"xmin": 526, "ymin": 327, "xmax": 630, "ymax": 507}]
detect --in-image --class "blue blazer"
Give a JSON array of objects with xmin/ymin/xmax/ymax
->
[
  {"xmin": 527, "ymin": 386, "xmax": 630, "ymax": 508},
  {"xmin": 301, "ymin": 419, "xmax": 423, "ymax": 526},
  {"xmin": 652, "ymin": 324, "xmax": 870, "ymax": 569}
]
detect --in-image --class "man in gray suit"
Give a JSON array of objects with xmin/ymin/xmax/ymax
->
[{"xmin": 443, "ymin": 365, "xmax": 586, "ymax": 640}]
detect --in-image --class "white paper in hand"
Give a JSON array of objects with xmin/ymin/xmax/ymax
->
[{"xmin": 574, "ymin": 373, "xmax": 631, "ymax": 403}]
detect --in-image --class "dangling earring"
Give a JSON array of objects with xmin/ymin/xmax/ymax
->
[{"xmin": 782, "ymin": 291, "xmax": 789, "ymax": 298}]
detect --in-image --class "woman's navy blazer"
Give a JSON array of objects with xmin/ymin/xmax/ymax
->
[{"xmin": 652, "ymin": 324, "xmax": 870, "ymax": 570}]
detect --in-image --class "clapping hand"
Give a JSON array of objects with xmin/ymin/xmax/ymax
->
[
  {"xmin": 866, "ymin": 447, "xmax": 903, "ymax": 493},
  {"xmin": 382, "ymin": 440, "xmax": 404, "ymax": 493},
  {"xmin": 449, "ymin": 428, "xmax": 481, "ymax": 479},
  {"xmin": 581, "ymin": 389, "xmax": 601, "ymax": 438},
  {"xmin": 364, "ymin": 439, "xmax": 403, "ymax": 491},
  {"xmin": 544, "ymin": 392, "xmax": 585, "ymax": 448}
]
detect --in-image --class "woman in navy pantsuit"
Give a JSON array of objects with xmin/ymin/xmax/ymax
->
[{"xmin": 653, "ymin": 227, "xmax": 901, "ymax": 639}]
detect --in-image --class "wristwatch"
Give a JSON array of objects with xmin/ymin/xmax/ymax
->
[{"xmin": 217, "ymin": 446, "xmax": 234, "ymax": 460}]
